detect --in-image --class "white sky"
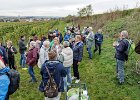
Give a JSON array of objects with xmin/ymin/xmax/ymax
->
[{"xmin": 0, "ymin": 0, "xmax": 139, "ymax": 17}]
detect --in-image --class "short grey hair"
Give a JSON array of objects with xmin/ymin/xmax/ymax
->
[
  {"xmin": 43, "ymin": 40, "xmax": 50, "ymax": 46},
  {"xmin": 121, "ymin": 30, "xmax": 128, "ymax": 39},
  {"xmin": 63, "ymin": 41, "xmax": 70, "ymax": 47},
  {"xmin": 30, "ymin": 41, "xmax": 36, "ymax": 47}
]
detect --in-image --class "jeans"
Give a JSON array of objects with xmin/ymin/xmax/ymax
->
[
  {"xmin": 73, "ymin": 60, "xmax": 79, "ymax": 79},
  {"xmin": 87, "ymin": 47, "xmax": 92, "ymax": 59},
  {"xmin": 94, "ymin": 43, "xmax": 101, "ymax": 55},
  {"xmin": 116, "ymin": 59, "xmax": 125, "ymax": 83},
  {"xmin": 45, "ymin": 92, "xmax": 61, "ymax": 100},
  {"xmin": 63, "ymin": 67, "xmax": 72, "ymax": 91},
  {"xmin": 28, "ymin": 66, "xmax": 36, "ymax": 81},
  {"xmin": 20, "ymin": 53, "xmax": 26, "ymax": 68}
]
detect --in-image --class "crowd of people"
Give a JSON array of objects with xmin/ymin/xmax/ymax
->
[{"xmin": 0, "ymin": 24, "xmax": 134, "ymax": 100}]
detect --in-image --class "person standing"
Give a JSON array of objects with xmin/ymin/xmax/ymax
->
[
  {"xmin": 6, "ymin": 41, "xmax": 17, "ymax": 70},
  {"xmin": 0, "ymin": 42, "xmax": 9, "ymax": 65},
  {"xmin": 86, "ymin": 27, "xmax": 95, "ymax": 59},
  {"xmin": 51, "ymin": 37, "xmax": 63, "ymax": 59},
  {"xmin": 94, "ymin": 29, "xmax": 103, "ymax": 55},
  {"xmin": 72, "ymin": 35, "xmax": 84, "ymax": 83},
  {"xmin": 113, "ymin": 30, "xmax": 129, "ymax": 84},
  {"xmin": 18, "ymin": 36, "xmax": 27, "ymax": 68},
  {"xmin": 59, "ymin": 41, "xmax": 73, "ymax": 91},
  {"xmin": 38, "ymin": 41, "xmax": 50, "ymax": 68},
  {"xmin": 39, "ymin": 50, "xmax": 66, "ymax": 100},
  {"xmin": 0, "ymin": 55, "xmax": 10, "ymax": 100},
  {"xmin": 26, "ymin": 41, "xmax": 38, "ymax": 82}
]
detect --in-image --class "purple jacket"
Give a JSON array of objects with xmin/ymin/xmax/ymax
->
[{"xmin": 26, "ymin": 47, "xmax": 38, "ymax": 66}]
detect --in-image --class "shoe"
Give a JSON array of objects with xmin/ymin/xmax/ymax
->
[
  {"xmin": 22, "ymin": 68, "xmax": 28, "ymax": 70},
  {"xmin": 71, "ymin": 76, "xmax": 76, "ymax": 80},
  {"xmin": 118, "ymin": 82, "xmax": 124, "ymax": 85},
  {"xmin": 29, "ymin": 79, "xmax": 32, "ymax": 83},
  {"xmin": 75, "ymin": 79, "xmax": 80, "ymax": 83}
]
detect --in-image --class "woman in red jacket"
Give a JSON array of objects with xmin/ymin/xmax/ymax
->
[{"xmin": 26, "ymin": 41, "xmax": 38, "ymax": 83}]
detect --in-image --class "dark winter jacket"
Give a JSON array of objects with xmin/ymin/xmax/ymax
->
[
  {"xmin": 7, "ymin": 46, "xmax": 17, "ymax": 59},
  {"xmin": 115, "ymin": 39, "xmax": 129, "ymax": 61},
  {"xmin": 0, "ymin": 46, "xmax": 8, "ymax": 64},
  {"xmin": 95, "ymin": 32, "xmax": 103, "ymax": 44},
  {"xmin": 18, "ymin": 39, "xmax": 27, "ymax": 54},
  {"xmin": 72, "ymin": 41, "xmax": 84, "ymax": 62},
  {"xmin": 39, "ymin": 60, "xmax": 66, "ymax": 92},
  {"xmin": 26, "ymin": 47, "xmax": 38, "ymax": 66}
]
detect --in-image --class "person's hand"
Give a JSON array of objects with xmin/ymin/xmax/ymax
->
[
  {"xmin": 77, "ymin": 62, "xmax": 80, "ymax": 65},
  {"xmin": 113, "ymin": 41, "xmax": 117, "ymax": 47}
]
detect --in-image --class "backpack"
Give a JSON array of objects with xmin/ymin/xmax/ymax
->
[
  {"xmin": 135, "ymin": 41, "xmax": 140, "ymax": 54},
  {"xmin": 44, "ymin": 66, "xmax": 58, "ymax": 98},
  {"xmin": 7, "ymin": 69, "xmax": 20, "ymax": 95},
  {"xmin": 123, "ymin": 39, "xmax": 135, "ymax": 61}
]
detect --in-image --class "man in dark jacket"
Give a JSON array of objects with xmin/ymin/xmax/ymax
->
[
  {"xmin": 94, "ymin": 29, "xmax": 103, "ymax": 55},
  {"xmin": 18, "ymin": 36, "xmax": 27, "ymax": 68},
  {"xmin": 39, "ymin": 50, "xmax": 66, "ymax": 100},
  {"xmin": 113, "ymin": 30, "xmax": 129, "ymax": 84},
  {"xmin": 72, "ymin": 35, "xmax": 84, "ymax": 83}
]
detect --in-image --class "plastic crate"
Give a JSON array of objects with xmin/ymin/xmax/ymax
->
[{"xmin": 65, "ymin": 83, "xmax": 90, "ymax": 100}]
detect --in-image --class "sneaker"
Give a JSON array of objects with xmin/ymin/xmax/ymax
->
[
  {"xmin": 22, "ymin": 68, "xmax": 28, "ymax": 70},
  {"xmin": 71, "ymin": 76, "xmax": 76, "ymax": 80},
  {"xmin": 75, "ymin": 79, "xmax": 80, "ymax": 83}
]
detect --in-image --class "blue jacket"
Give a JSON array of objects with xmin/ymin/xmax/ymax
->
[
  {"xmin": 39, "ymin": 60, "xmax": 66, "ymax": 92},
  {"xmin": 0, "ymin": 67, "xmax": 10, "ymax": 100},
  {"xmin": 115, "ymin": 39, "xmax": 129, "ymax": 61},
  {"xmin": 95, "ymin": 32, "xmax": 103, "ymax": 44},
  {"xmin": 0, "ymin": 46, "xmax": 9, "ymax": 64},
  {"xmin": 73, "ymin": 42, "xmax": 84, "ymax": 62},
  {"xmin": 64, "ymin": 33, "xmax": 71, "ymax": 41}
]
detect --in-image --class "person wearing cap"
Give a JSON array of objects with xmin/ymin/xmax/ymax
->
[
  {"xmin": 39, "ymin": 50, "xmax": 66, "ymax": 100},
  {"xmin": 113, "ymin": 30, "xmax": 129, "ymax": 84},
  {"xmin": 94, "ymin": 29, "xmax": 103, "ymax": 55},
  {"xmin": 0, "ymin": 55, "xmax": 10, "ymax": 100},
  {"xmin": 59, "ymin": 41, "xmax": 73, "ymax": 91},
  {"xmin": 26, "ymin": 41, "xmax": 38, "ymax": 82},
  {"xmin": 72, "ymin": 35, "xmax": 84, "ymax": 83},
  {"xmin": 86, "ymin": 27, "xmax": 95, "ymax": 59},
  {"xmin": 38, "ymin": 40, "xmax": 50, "ymax": 68}
]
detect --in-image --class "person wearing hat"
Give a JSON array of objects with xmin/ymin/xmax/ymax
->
[
  {"xmin": 86, "ymin": 27, "xmax": 95, "ymax": 59},
  {"xmin": 39, "ymin": 50, "xmax": 66, "ymax": 100},
  {"xmin": 26, "ymin": 41, "xmax": 38, "ymax": 82},
  {"xmin": 0, "ymin": 55, "xmax": 10, "ymax": 100}
]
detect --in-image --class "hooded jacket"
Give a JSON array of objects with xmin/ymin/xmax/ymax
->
[{"xmin": 39, "ymin": 60, "xmax": 66, "ymax": 92}]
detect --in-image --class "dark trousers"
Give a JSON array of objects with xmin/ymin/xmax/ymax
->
[
  {"xmin": 73, "ymin": 60, "xmax": 79, "ymax": 79},
  {"xmin": 8, "ymin": 57, "xmax": 16, "ymax": 70},
  {"xmin": 94, "ymin": 43, "xmax": 102, "ymax": 55}
]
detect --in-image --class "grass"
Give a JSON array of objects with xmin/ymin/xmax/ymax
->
[{"xmin": 10, "ymin": 37, "xmax": 140, "ymax": 100}]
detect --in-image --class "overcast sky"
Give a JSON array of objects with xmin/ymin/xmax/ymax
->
[{"xmin": 0, "ymin": 0, "xmax": 139, "ymax": 17}]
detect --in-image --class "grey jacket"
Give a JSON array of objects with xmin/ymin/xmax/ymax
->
[{"xmin": 86, "ymin": 32, "xmax": 95, "ymax": 48}]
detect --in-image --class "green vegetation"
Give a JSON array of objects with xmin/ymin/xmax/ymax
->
[{"xmin": 0, "ymin": 8, "xmax": 140, "ymax": 100}]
